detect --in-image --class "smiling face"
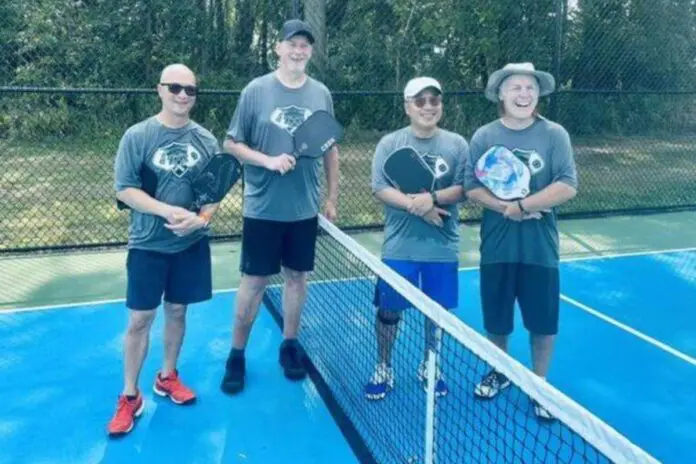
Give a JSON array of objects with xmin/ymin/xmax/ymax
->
[
  {"xmin": 275, "ymin": 34, "xmax": 313, "ymax": 76},
  {"xmin": 405, "ymin": 88, "xmax": 443, "ymax": 133},
  {"xmin": 499, "ymin": 74, "xmax": 539, "ymax": 123},
  {"xmin": 157, "ymin": 65, "xmax": 197, "ymax": 120}
]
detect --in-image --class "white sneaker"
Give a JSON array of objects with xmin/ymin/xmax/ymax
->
[{"xmin": 417, "ymin": 361, "xmax": 448, "ymax": 398}]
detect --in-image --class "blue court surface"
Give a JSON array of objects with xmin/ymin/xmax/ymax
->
[{"xmin": 1, "ymin": 249, "xmax": 694, "ymax": 463}]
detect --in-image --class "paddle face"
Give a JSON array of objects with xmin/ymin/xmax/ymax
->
[
  {"xmin": 292, "ymin": 110, "xmax": 345, "ymax": 159},
  {"xmin": 474, "ymin": 146, "xmax": 531, "ymax": 200},
  {"xmin": 382, "ymin": 147, "xmax": 436, "ymax": 194},
  {"xmin": 190, "ymin": 153, "xmax": 242, "ymax": 209}
]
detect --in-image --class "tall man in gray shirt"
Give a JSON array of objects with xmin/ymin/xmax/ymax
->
[
  {"xmin": 463, "ymin": 63, "xmax": 578, "ymax": 421},
  {"xmin": 109, "ymin": 64, "xmax": 220, "ymax": 436},
  {"xmin": 221, "ymin": 19, "xmax": 339, "ymax": 394},
  {"xmin": 365, "ymin": 77, "xmax": 468, "ymax": 401}
]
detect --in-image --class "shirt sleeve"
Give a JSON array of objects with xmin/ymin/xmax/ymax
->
[
  {"xmin": 113, "ymin": 129, "xmax": 143, "ymax": 192},
  {"xmin": 226, "ymin": 84, "xmax": 255, "ymax": 145},
  {"xmin": 452, "ymin": 136, "xmax": 470, "ymax": 187},
  {"xmin": 371, "ymin": 137, "xmax": 393, "ymax": 194},
  {"xmin": 550, "ymin": 126, "xmax": 578, "ymax": 189},
  {"xmin": 324, "ymin": 87, "xmax": 335, "ymax": 117},
  {"xmin": 462, "ymin": 129, "xmax": 486, "ymax": 191}
]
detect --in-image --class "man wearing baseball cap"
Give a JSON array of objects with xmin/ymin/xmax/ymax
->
[
  {"xmin": 280, "ymin": 18, "xmax": 315, "ymax": 44},
  {"xmin": 364, "ymin": 76, "xmax": 468, "ymax": 401},
  {"xmin": 462, "ymin": 63, "xmax": 578, "ymax": 420},
  {"xmin": 220, "ymin": 18, "xmax": 339, "ymax": 394}
]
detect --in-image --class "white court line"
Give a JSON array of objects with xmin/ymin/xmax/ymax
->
[
  {"xmin": 2, "ymin": 286, "xmax": 240, "ymax": 314},
  {"xmin": 3, "ymin": 245, "xmax": 696, "ymax": 314},
  {"xmin": 0, "ymin": 275, "xmax": 372, "ymax": 314},
  {"xmin": 559, "ymin": 245, "xmax": 696, "ymax": 263},
  {"xmin": 561, "ymin": 294, "xmax": 696, "ymax": 367},
  {"xmin": 456, "ymin": 245, "xmax": 696, "ymax": 272}
]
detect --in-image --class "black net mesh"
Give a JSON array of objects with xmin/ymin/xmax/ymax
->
[{"xmin": 262, "ymin": 217, "xmax": 658, "ymax": 464}]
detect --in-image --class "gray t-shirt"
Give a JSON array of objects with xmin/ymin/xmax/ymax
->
[
  {"xmin": 114, "ymin": 116, "xmax": 220, "ymax": 253},
  {"xmin": 463, "ymin": 117, "xmax": 578, "ymax": 267},
  {"xmin": 372, "ymin": 127, "xmax": 469, "ymax": 263},
  {"xmin": 226, "ymin": 72, "xmax": 335, "ymax": 222}
]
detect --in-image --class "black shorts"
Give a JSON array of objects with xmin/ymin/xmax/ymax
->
[
  {"xmin": 240, "ymin": 216, "xmax": 318, "ymax": 276},
  {"xmin": 480, "ymin": 263, "xmax": 560, "ymax": 336},
  {"xmin": 126, "ymin": 237, "xmax": 212, "ymax": 310}
]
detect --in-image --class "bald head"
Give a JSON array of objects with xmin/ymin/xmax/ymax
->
[
  {"xmin": 159, "ymin": 64, "xmax": 196, "ymax": 86},
  {"xmin": 156, "ymin": 63, "xmax": 198, "ymax": 122}
]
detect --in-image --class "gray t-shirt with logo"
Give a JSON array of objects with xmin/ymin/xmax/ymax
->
[
  {"xmin": 372, "ymin": 127, "xmax": 469, "ymax": 263},
  {"xmin": 463, "ymin": 117, "xmax": 578, "ymax": 268},
  {"xmin": 114, "ymin": 116, "xmax": 220, "ymax": 253},
  {"xmin": 226, "ymin": 72, "xmax": 335, "ymax": 222}
]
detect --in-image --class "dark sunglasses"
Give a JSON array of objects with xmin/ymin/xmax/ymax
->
[
  {"xmin": 410, "ymin": 95, "xmax": 442, "ymax": 108},
  {"xmin": 160, "ymin": 83, "xmax": 197, "ymax": 97}
]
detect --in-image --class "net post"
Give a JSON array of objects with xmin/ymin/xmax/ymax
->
[{"xmin": 424, "ymin": 325, "xmax": 440, "ymax": 464}]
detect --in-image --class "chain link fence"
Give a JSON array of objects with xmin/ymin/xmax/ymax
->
[{"xmin": 1, "ymin": 0, "xmax": 695, "ymax": 252}]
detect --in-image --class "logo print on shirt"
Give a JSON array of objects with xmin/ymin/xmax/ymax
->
[
  {"xmin": 270, "ymin": 105, "xmax": 312, "ymax": 134},
  {"xmin": 152, "ymin": 142, "xmax": 202, "ymax": 177},
  {"xmin": 422, "ymin": 153, "xmax": 450, "ymax": 188},
  {"xmin": 512, "ymin": 148, "xmax": 545, "ymax": 175}
]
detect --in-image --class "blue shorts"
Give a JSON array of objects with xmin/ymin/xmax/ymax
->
[
  {"xmin": 373, "ymin": 259, "xmax": 459, "ymax": 313},
  {"xmin": 126, "ymin": 237, "xmax": 212, "ymax": 310}
]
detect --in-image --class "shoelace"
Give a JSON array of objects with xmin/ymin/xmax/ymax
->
[
  {"xmin": 371, "ymin": 366, "xmax": 389, "ymax": 383},
  {"xmin": 482, "ymin": 372, "xmax": 500, "ymax": 387},
  {"xmin": 116, "ymin": 396, "xmax": 135, "ymax": 414}
]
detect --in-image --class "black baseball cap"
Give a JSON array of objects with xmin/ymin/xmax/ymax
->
[{"xmin": 281, "ymin": 19, "xmax": 315, "ymax": 44}]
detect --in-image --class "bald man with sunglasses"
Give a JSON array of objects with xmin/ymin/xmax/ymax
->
[
  {"xmin": 365, "ymin": 77, "xmax": 468, "ymax": 401},
  {"xmin": 108, "ymin": 63, "xmax": 220, "ymax": 437}
]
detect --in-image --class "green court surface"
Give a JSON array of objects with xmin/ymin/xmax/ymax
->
[{"xmin": 1, "ymin": 211, "xmax": 695, "ymax": 310}]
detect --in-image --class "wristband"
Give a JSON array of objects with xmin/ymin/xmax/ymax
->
[
  {"xmin": 517, "ymin": 199, "xmax": 527, "ymax": 213},
  {"xmin": 199, "ymin": 211, "xmax": 213, "ymax": 226},
  {"xmin": 430, "ymin": 191, "xmax": 439, "ymax": 206}
]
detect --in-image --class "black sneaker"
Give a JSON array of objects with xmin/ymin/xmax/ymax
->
[
  {"xmin": 279, "ymin": 339, "xmax": 307, "ymax": 380},
  {"xmin": 221, "ymin": 354, "xmax": 245, "ymax": 394}
]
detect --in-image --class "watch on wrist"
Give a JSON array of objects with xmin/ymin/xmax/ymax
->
[
  {"xmin": 517, "ymin": 199, "xmax": 527, "ymax": 213},
  {"xmin": 430, "ymin": 191, "xmax": 439, "ymax": 206}
]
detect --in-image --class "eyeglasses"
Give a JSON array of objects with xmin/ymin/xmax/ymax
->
[
  {"xmin": 160, "ymin": 83, "xmax": 197, "ymax": 97},
  {"xmin": 409, "ymin": 95, "xmax": 442, "ymax": 108}
]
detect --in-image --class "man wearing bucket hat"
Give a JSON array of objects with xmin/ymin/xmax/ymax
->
[
  {"xmin": 463, "ymin": 63, "xmax": 578, "ymax": 420},
  {"xmin": 364, "ymin": 76, "xmax": 468, "ymax": 401}
]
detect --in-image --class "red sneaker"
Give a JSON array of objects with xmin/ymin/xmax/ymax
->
[
  {"xmin": 153, "ymin": 370, "xmax": 196, "ymax": 404},
  {"xmin": 107, "ymin": 393, "xmax": 144, "ymax": 436}
]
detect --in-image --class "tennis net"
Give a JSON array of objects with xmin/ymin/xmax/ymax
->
[{"xmin": 263, "ymin": 215, "xmax": 658, "ymax": 464}]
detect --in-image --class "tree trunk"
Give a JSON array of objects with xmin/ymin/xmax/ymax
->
[{"xmin": 303, "ymin": 0, "xmax": 327, "ymax": 80}]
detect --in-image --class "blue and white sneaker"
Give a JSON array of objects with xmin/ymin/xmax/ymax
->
[
  {"xmin": 364, "ymin": 363, "xmax": 394, "ymax": 401},
  {"xmin": 474, "ymin": 370, "xmax": 511, "ymax": 399},
  {"xmin": 417, "ymin": 361, "xmax": 448, "ymax": 397}
]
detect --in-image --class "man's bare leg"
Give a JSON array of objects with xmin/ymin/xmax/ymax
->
[
  {"xmin": 278, "ymin": 267, "xmax": 309, "ymax": 380},
  {"xmin": 232, "ymin": 274, "xmax": 270, "ymax": 349},
  {"xmin": 123, "ymin": 309, "xmax": 156, "ymax": 396},
  {"xmin": 221, "ymin": 274, "xmax": 268, "ymax": 394},
  {"xmin": 161, "ymin": 302, "xmax": 187, "ymax": 377}
]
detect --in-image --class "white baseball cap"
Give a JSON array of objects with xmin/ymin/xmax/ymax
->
[{"xmin": 403, "ymin": 77, "xmax": 442, "ymax": 100}]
